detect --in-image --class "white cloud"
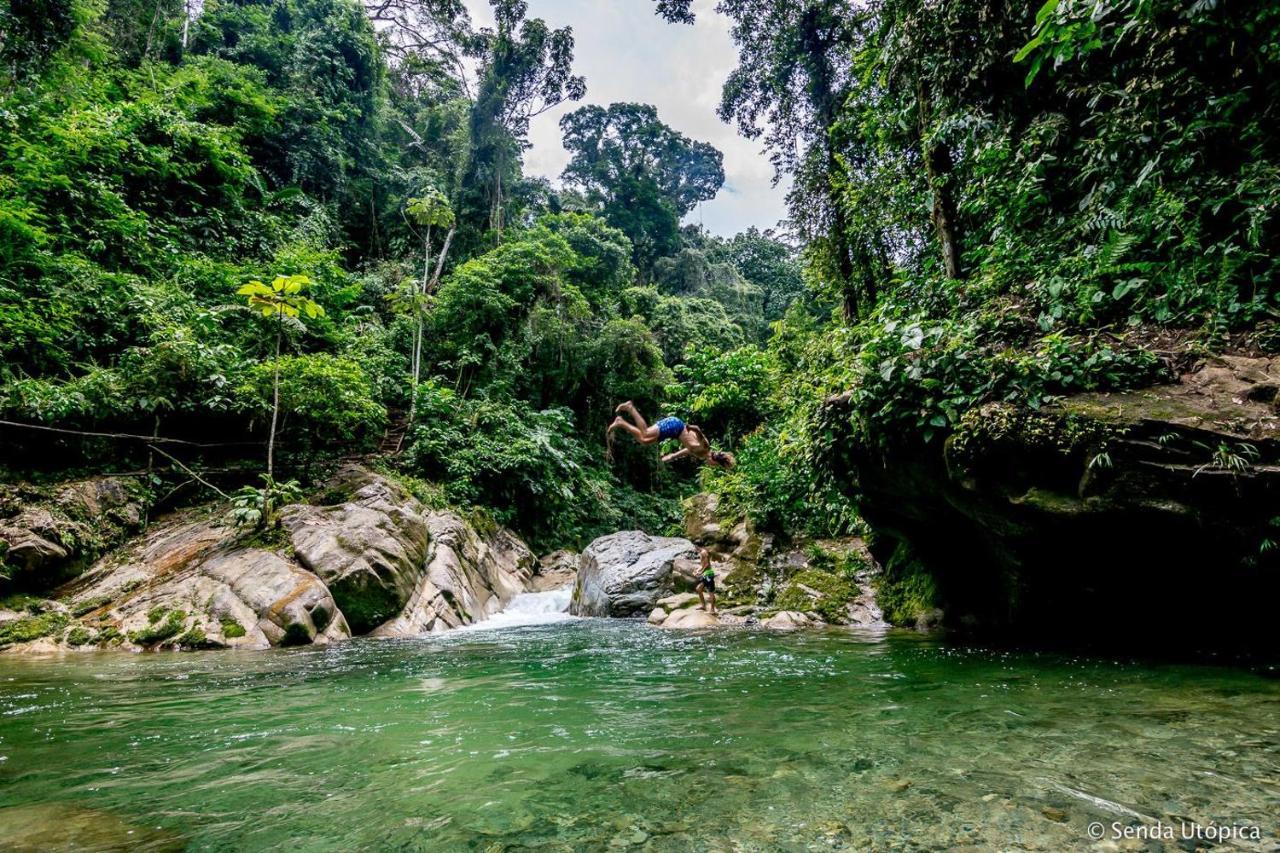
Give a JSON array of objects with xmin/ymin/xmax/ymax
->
[{"xmin": 462, "ymin": 0, "xmax": 788, "ymax": 236}]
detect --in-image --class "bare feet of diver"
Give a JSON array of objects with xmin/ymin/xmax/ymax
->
[{"xmin": 615, "ymin": 400, "xmax": 633, "ymax": 414}]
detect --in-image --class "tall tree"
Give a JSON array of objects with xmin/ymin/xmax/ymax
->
[
  {"xmin": 654, "ymin": 0, "xmax": 874, "ymax": 319},
  {"xmin": 362, "ymin": 0, "xmax": 474, "ymax": 82},
  {"xmin": 456, "ymin": 0, "xmax": 585, "ymax": 252},
  {"xmin": 711, "ymin": 227, "xmax": 806, "ymax": 329},
  {"xmin": 559, "ymin": 102, "xmax": 724, "ymax": 274}
]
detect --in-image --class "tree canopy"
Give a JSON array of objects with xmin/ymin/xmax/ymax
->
[
  {"xmin": 1, "ymin": 0, "xmax": 1276, "ymax": 563},
  {"xmin": 560, "ymin": 102, "xmax": 724, "ymax": 272}
]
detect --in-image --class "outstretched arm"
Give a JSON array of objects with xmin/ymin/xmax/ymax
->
[{"xmin": 661, "ymin": 448, "xmax": 691, "ymax": 464}]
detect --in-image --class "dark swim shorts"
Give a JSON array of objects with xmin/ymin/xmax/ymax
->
[
  {"xmin": 698, "ymin": 574, "xmax": 715, "ymax": 593},
  {"xmin": 656, "ymin": 416, "xmax": 685, "ymax": 440}
]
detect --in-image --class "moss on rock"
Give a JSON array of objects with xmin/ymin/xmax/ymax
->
[
  {"xmin": 69, "ymin": 596, "xmax": 111, "ymax": 617},
  {"xmin": 128, "ymin": 609, "xmax": 187, "ymax": 646},
  {"xmin": 64, "ymin": 626, "xmax": 92, "ymax": 646},
  {"xmin": 717, "ymin": 558, "xmax": 762, "ymax": 608},
  {"xmin": 0, "ymin": 611, "xmax": 70, "ymax": 647},
  {"xmin": 219, "ymin": 616, "xmax": 247, "ymax": 638},
  {"xmin": 280, "ymin": 622, "xmax": 312, "ymax": 647},
  {"xmin": 874, "ymin": 542, "xmax": 938, "ymax": 627},
  {"xmin": 333, "ymin": 581, "xmax": 401, "ymax": 635},
  {"xmin": 771, "ymin": 569, "xmax": 859, "ymax": 624},
  {"xmin": 176, "ymin": 626, "xmax": 222, "ymax": 649}
]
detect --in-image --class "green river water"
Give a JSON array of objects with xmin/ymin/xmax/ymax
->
[{"xmin": 1, "ymin": 611, "xmax": 1278, "ymax": 851}]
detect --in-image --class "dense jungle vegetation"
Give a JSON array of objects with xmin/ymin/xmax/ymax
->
[{"xmin": 1, "ymin": 0, "xmax": 1277, "ymax": 557}]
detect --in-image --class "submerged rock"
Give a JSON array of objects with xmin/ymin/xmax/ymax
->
[
  {"xmin": 569, "ymin": 531, "xmax": 698, "ymax": 617},
  {"xmin": 0, "ymin": 802, "xmax": 184, "ymax": 851}
]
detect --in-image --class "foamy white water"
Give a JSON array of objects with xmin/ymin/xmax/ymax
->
[{"xmin": 454, "ymin": 586, "xmax": 576, "ymax": 632}]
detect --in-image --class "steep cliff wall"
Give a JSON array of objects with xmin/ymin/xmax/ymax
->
[{"xmin": 825, "ymin": 356, "xmax": 1280, "ymax": 655}]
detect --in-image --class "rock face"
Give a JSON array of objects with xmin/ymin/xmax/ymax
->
[
  {"xmin": 2, "ymin": 466, "xmax": 539, "ymax": 652},
  {"xmin": 59, "ymin": 511, "xmax": 350, "ymax": 651},
  {"xmin": 281, "ymin": 469, "xmax": 431, "ymax": 633},
  {"xmin": 0, "ymin": 476, "xmax": 150, "ymax": 589},
  {"xmin": 569, "ymin": 531, "xmax": 698, "ymax": 617},
  {"xmin": 372, "ymin": 512, "xmax": 533, "ymax": 636},
  {"xmin": 683, "ymin": 492, "xmax": 772, "ymax": 562},
  {"xmin": 528, "ymin": 549, "xmax": 577, "ymax": 592},
  {"xmin": 826, "ymin": 354, "xmax": 1280, "ymax": 654},
  {"xmin": 284, "ymin": 466, "xmax": 533, "ymax": 637}
]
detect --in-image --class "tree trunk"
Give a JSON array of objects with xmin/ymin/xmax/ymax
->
[
  {"xmin": 430, "ymin": 225, "xmax": 456, "ymax": 288},
  {"xmin": 267, "ymin": 317, "xmax": 282, "ymax": 482},
  {"xmin": 801, "ymin": 9, "xmax": 863, "ymax": 321},
  {"xmin": 491, "ymin": 168, "xmax": 504, "ymax": 242},
  {"xmin": 829, "ymin": 165, "xmax": 860, "ymax": 321},
  {"xmin": 408, "ymin": 227, "xmax": 432, "ymax": 429},
  {"xmin": 917, "ymin": 80, "xmax": 963, "ymax": 281}
]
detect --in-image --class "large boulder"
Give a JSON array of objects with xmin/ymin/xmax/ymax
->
[
  {"xmin": 281, "ymin": 468, "xmax": 431, "ymax": 633},
  {"xmin": 569, "ymin": 531, "xmax": 698, "ymax": 617},
  {"xmin": 284, "ymin": 465, "xmax": 534, "ymax": 636}
]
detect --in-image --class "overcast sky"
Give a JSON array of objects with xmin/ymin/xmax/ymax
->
[{"xmin": 462, "ymin": 0, "xmax": 788, "ymax": 237}]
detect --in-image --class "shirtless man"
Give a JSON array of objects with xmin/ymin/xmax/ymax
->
[
  {"xmin": 695, "ymin": 547, "xmax": 717, "ymax": 614},
  {"xmin": 606, "ymin": 401, "xmax": 736, "ymax": 468}
]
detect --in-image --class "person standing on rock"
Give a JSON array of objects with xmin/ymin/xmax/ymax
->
[
  {"xmin": 606, "ymin": 401, "xmax": 736, "ymax": 468},
  {"xmin": 695, "ymin": 547, "xmax": 718, "ymax": 615}
]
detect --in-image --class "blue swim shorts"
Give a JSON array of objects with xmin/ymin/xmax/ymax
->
[{"xmin": 656, "ymin": 416, "xmax": 685, "ymax": 440}]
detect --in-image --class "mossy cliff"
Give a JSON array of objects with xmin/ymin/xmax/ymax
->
[{"xmin": 824, "ymin": 355, "xmax": 1280, "ymax": 655}]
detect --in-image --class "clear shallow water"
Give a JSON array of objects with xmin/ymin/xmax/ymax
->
[{"xmin": 1, "ymin": 618, "xmax": 1278, "ymax": 852}]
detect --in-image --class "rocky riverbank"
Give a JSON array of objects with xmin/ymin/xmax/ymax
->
[
  {"xmin": 0, "ymin": 466, "xmax": 547, "ymax": 652},
  {"xmin": 1, "ymin": 460, "xmax": 889, "ymax": 652},
  {"xmin": 569, "ymin": 493, "xmax": 886, "ymax": 632}
]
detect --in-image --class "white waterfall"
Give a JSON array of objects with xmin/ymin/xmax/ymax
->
[{"xmin": 454, "ymin": 586, "xmax": 576, "ymax": 632}]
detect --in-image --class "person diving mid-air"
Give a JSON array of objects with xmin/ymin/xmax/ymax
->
[{"xmin": 607, "ymin": 401, "xmax": 736, "ymax": 468}]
